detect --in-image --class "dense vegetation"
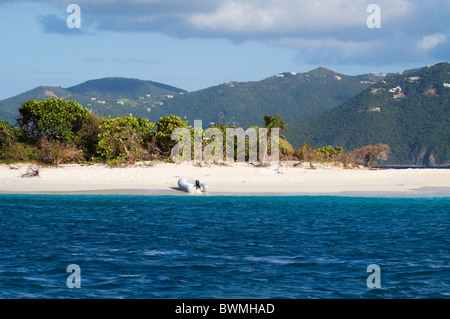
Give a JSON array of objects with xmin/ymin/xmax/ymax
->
[
  {"xmin": 0, "ymin": 99, "xmax": 185, "ymax": 165},
  {"xmin": 289, "ymin": 63, "xmax": 450, "ymax": 166},
  {"xmin": 0, "ymin": 98, "xmax": 391, "ymax": 168}
]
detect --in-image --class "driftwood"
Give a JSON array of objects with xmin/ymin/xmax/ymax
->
[{"xmin": 21, "ymin": 166, "xmax": 40, "ymax": 178}]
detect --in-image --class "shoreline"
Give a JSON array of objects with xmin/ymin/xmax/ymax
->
[
  {"xmin": 1, "ymin": 190, "xmax": 449, "ymax": 198},
  {"xmin": 1, "ymin": 162, "xmax": 449, "ymax": 197}
]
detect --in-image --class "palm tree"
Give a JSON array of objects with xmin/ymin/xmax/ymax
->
[
  {"xmin": 294, "ymin": 142, "xmax": 315, "ymax": 168},
  {"xmin": 263, "ymin": 114, "xmax": 289, "ymax": 133},
  {"xmin": 261, "ymin": 114, "xmax": 290, "ymax": 163},
  {"xmin": 296, "ymin": 142, "xmax": 313, "ymax": 161}
]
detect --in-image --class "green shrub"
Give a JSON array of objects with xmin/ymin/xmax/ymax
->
[
  {"xmin": 74, "ymin": 113, "xmax": 102, "ymax": 160},
  {"xmin": 315, "ymin": 145, "xmax": 344, "ymax": 161},
  {"xmin": 155, "ymin": 115, "xmax": 189, "ymax": 154},
  {"xmin": 97, "ymin": 115, "xmax": 155, "ymax": 164},
  {"xmin": 38, "ymin": 139, "xmax": 82, "ymax": 166},
  {"xmin": 17, "ymin": 98, "xmax": 90, "ymax": 143},
  {"xmin": 5, "ymin": 142, "xmax": 38, "ymax": 162}
]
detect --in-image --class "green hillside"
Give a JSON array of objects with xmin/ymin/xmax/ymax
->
[
  {"xmin": 289, "ymin": 63, "xmax": 450, "ymax": 166},
  {"xmin": 68, "ymin": 77, "xmax": 185, "ymax": 99},
  {"xmin": 0, "ymin": 69, "xmax": 382, "ymax": 129},
  {"xmin": 147, "ymin": 67, "xmax": 382, "ymax": 127},
  {"xmin": 0, "ymin": 78, "xmax": 186, "ymax": 125}
]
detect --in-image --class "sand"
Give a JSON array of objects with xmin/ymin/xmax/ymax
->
[{"xmin": 0, "ymin": 162, "xmax": 449, "ymax": 197}]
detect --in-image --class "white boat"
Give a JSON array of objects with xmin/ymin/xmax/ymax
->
[{"xmin": 178, "ymin": 177, "xmax": 209, "ymax": 193}]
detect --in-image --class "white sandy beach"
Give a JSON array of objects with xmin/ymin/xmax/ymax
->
[{"xmin": 0, "ymin": 162, "xmax": 449, "ymax": 196}]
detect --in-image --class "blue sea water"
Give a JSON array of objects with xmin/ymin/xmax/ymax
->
[{"xmin": 0, "ymin": 195, "xmax": 448, "ymax": 299}]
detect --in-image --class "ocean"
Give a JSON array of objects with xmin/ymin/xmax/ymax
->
[{"xmin": 0, "ymin": 194, "xmax": 448, "ymax": 299}]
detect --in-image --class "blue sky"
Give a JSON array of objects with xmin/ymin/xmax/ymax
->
[{"xmin": 0, "ymin": 0, "xmax": 448, "ymax": 100}]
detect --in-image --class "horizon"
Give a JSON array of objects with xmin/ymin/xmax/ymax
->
[{"xmin": 1, "ymin": 1, "xmax": 448, "ymax": 100}]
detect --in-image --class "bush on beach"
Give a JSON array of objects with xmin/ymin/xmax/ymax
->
[
  {"xmin": 17, "ymin": 98, "xmax": 89, "ymax": 144},
  {"xmin": 97, "ymin": 115, "xmax": 158, "ymax": 165},
  {"xmin": 0, "ymin": 99, "xmax": 391, "ymax": 167}
]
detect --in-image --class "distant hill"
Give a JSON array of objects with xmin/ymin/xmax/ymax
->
[
  {"xmin": 0, "ymin": 77, "xmax": 186, "ymax": 125},
  {"xmin": 148, "ymin": 67, "xmax": 385, "ymax": 127},
  {"xmin": 289, "ymin": 63, "xmax": 450, "ymax": 166},
  {"xmin": 67, "ymin": 77, "xmax": 185, "ymax": 100},
  {"xmin": 0, "ymin": 69, "xmax": 383, "ymax": 127}
]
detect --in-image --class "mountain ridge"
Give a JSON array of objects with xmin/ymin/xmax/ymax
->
[
  {"xmin": 288, "ymin": 62, "xmax": 450, "ymax": 165},
  {"xmin": 0, "ymin": 78, "xmax": 186, "ymax": 124},
  {"xmin": 146, "ymin": 67, "xmax": 386, "ymax": 127},
  {"xmin": 0, "ymin": 68, "xmax": 383, "ymax": 126}
]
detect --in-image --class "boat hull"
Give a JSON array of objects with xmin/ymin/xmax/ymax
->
[{"xmin": 178, "ymin": 177, "xmax": 208, "ymax": 193}]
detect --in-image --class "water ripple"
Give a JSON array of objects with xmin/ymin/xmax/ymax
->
[{"xmin": 0, "ymin": 195, "xmax": 448, "ymax": 299}]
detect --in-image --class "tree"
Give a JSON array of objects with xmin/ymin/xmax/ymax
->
[
  {"xmin": 0, "ymin": 120, "xmax": 18, "ymax": 159},
  {"xmin": 97, "ymin": 115, "xmax": 155, "ymax": 164},
  {"xmin": 39, "ymin": 139, "xmax": 82, "ymax": 166},
  {"xmin": 74, "ymin": 113, "xmax": 102, "ymax": 161},
  {"xmin": 295, "ymin": 142, "xmax": 314, "ymax": 161},
  {"xmin": 0, "ymin": 120, "xmax": 37, "ymax": 162},
  {"xmin": 261, "ymin": 114, "xmax": 292, "ymax": 162},
  {"xmin": 340, "ymin": 151, "xmax": 356, "ymax": 169},
  {"xmin": 155, "ymin": 115, "xmax": 189, "ymax": 155},
  {"xmin": 17, "ymin": 98, "xmax": 90, "ymax": 143},
  {"xmin": 353, "ymin": 143, "xmax": 390, "ymax": 167},
  {"xmin": 0, "ymin": 120, "xmax": 17, "ymax": 149},
  {"xmin": 315, "ymin": 145, "xmax": 344, "ymax": 161},
  {"xmin": 263, "ymin": 114, "xmax": 290, "ymax": 133}
]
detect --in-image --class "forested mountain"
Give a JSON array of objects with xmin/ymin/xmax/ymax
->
[
  {"xmin": 0, "ymin": 78, "xmax": 186, "ymax": 125},
  {"xmin": 0, "ymin": 68, "xmax": 382, "ymax": 127},
  {"xmin": 148, "ymin": 67, "xmax": 384, "ymax": 127},
  {"xmin": 288, "ymin": 63, "xmax": 450, "ymax": 165}
]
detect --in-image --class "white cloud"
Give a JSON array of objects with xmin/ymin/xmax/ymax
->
[
  {"xmin": 11, "ymin": 0, "xmax": 421, "ymax": 38},
  {"xmin": 416, "ymin": 34, "xmax": 447, "ymax": 50},
  {"xmin": 188, "ymin": 0, "xmax": 365, "ymax": 33},
  {"xmin": 6, "ymin": 0, "xmax": 448, "ymax": 66},
  {"xmin": 188, "ymin": 1, "xmax": 277, "ymax": 33},
  {"xmin": 187, "ymin": 0, "xmax": 414, "ymax": 34}
]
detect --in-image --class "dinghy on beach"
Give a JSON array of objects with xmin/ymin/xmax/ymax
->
[{"xmin": 178, "ymin": 177, "xmax": 209, "ymax": 193}]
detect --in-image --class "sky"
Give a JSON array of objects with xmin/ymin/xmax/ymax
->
[{"xmin": 0, "ymin": 0, "xmax": 448, "ymax": 100}]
